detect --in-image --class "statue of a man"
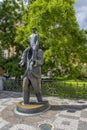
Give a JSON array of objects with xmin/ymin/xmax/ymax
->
[
  {"xmin": 19, "ymin": 27, "xmax": 43, "ymax": 104},
  {"xmin": 26, "ymin": 27, "xmax": 39, "ymax": 70}
]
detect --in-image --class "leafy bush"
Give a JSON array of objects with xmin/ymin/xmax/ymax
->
[
  {"xmin": 3, "ymin": 79, "xmax": 22, "ymax": 92},
  {"xmin": 0, "ymin": 55, "xmax": 24, "ymax": 78},
  {"xmin": 81, "ymin": 65, "xmax": 87, "ymax": 78}
]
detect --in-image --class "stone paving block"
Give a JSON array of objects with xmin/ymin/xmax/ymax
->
[
  {"xmin": 9, "ymin": 124, "xmax": 36, "ymax": 130},
  {"xmin": 0, "ymin": 91, "xmax": 87, "ymax": 130},
  {"xmin": 59, "ymin": 110, "xmax": 81, "ymax": 118},
  {"xmin": 53, "ymin": 116, "xmax": 79, "ymax": 130},
  {"xmin": 59, "ymin": 114, "xmax": 79, "ymax": 120},
  {"xmin": 0, "ymin": 123, "xmax": 13, "ymax": 130},
  {"xmin": 0, "ymin": 99, "xmax": 13, "ymax": 106},
  {"xmin": 0, "ymin": 118, "xmax": 8, "ymax": 129},
  {"xmin": 0, "ymin": 106, "xmax": 7, "ymax": 112},
  {"xmin": 80, "ymin": 117, "xmax": 87, "ymax": 122},
  {"xmin": 77, "ymin": 121, "xmax": 87, "ymax": 130},
  {"xmin": 0, "ymin": 99, "xmax": 8, "ymax": 103},
  {"xmin": 80, "ymin": 111, "xmax": 87, "ymax": 118},
  {"xmin": 53, "ymin": 129, "xmax": 64, "ymax": 130}
]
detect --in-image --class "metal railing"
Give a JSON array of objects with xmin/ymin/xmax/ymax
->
[{"xmin": 3, "ymin": 79, "xmax": 87, "ymax": 99}]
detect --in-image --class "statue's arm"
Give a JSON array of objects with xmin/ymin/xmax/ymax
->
[
  {"xmin": 36, "ymin": 34, "xmax": 39, "ymax": 47},
  {"xmin": 18, "ymin": 47, "xmax": 30, "ymax": 67}
]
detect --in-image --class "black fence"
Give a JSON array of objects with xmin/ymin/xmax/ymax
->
[{"xmin": 3, "ymin": 79, "xmax": 87, "ymax": 99}]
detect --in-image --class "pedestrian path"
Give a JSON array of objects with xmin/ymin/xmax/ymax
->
[{"xmin": 0, "ymin": 91, "xmax": 87, "ymax": 130}]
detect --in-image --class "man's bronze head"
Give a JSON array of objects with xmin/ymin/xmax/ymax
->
[{"xmin": 32, "ymin": 27, "xmax": 37, "ymax": 33}]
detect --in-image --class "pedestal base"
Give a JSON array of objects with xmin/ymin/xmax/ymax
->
[{"xmin": 15, "ymin": 100, "xmax": 50, "ymax": 116}]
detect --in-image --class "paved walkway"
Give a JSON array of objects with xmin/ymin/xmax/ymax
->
[{"xmin": 0, "ymin": 91, "xmax": 87, "ymax": 130}]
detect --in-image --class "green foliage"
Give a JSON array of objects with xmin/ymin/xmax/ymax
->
[
  {"xmin": 3, "ymin": 79, "xmax": 87, "ymax": 99},
  {"xmin": 0, "ymin": 46, "xmax": 6, "ymax": 70},
  {"xmin": 5, "ymin": 56, "xmax": 24, "ymax": 78},
  {"xmin": 0, "ymin": 0, "xmax": 23, "ymax": 50},
  {"xmin": 0, "ymin": 55, "xmax": 24, "ymax": 78},
  {"xmin": 0, "ymin": 0, "xmax": 87, "ymax": 79},
  {"xmin": 16, "ymin": 0, "xmax": 87, "ymax": 77},
  {"xmin": 81, "ymin": 65, "xmax": 87, "ymax": 78},
  {"xmin": 68, "ymin": 65, "xmax": 82, "ymax": 79},
  {"xmin": 0, "ymin": 45, "xmax": 25, "ymax": 78},
  {"xmin": 29, "ymin": 0, "xmax": 36, "ymax": 4},
  {"xmin": 3, "ymin": 79, "xmax": 22, "ymax": 92},
  {"xmin": 41, "ymin": 80, "xmax": 87, "ymax": 99}
]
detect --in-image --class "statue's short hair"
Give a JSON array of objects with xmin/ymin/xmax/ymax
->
[{"xmin": 32, "ymin": 27, "xmax": 37, "ymax": 31}]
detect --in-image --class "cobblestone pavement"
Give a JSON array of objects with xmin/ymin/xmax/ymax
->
[{"xmin": 0, "ymin": 91, "xmax": 87, "ymax": 130}]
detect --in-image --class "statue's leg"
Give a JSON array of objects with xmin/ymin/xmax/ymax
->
[
  {"xmin": 22, "ymin": 77, "xmax": 30, "ymax": 104},
  {"xmin": 32, "ymin": 47, "xmax": 37, "ymax": 67},
  {"xmin": 31, "ymin": 78, "xmax": 42, "ymax": 102},
  {"xmin": 36, "ymin": 92, "xmax": 42, "ymax": 102}
]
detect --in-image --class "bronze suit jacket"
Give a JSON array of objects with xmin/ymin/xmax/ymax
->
[{"xmin": 20, "ymin": 47, "xmax": 43, "ymax": 79}]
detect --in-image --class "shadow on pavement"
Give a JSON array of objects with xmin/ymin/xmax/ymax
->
[
  {"xmin": 0, "ymin": 91, "xmax": 22, "ymax": 99},
  {"xmin": 51, "ymin": 104, "xmax": 87, "ymax": 112}
]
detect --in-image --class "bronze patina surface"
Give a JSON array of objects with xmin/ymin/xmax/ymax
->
[{"xmin": 16, "ymin": 101, "xmax": 50, "ymax": 114}]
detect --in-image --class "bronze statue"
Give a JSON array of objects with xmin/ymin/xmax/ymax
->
[{"xmin": 19, "ymin": 27, "xmax": 43, "ymax": 104}]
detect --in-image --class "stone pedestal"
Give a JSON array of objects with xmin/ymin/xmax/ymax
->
[
  {"xmin": 15, "ymin": 100, "xmax": 50, "ymax": 116},
  {"xmin": 0, "ymin": 77, "xmax": 3, "ymax": 90}
]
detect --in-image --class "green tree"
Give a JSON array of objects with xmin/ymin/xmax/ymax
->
[
  {"xmin": 0, "ymin": 0, "xmax": 24, "ymax": 51},
  {"xmin": 3, "ymin": 55, "xmax": 24, "ymax": 78},
  {"xmin": 16, "ymin": 0, "xmax": 87, "ymax": 77},
  {"xmin": 0, "ymin": 0, "xmax": 26, "ymax": 77},
  {"xmin": 0, "ymin": 46, "xmax": 5, "ymax": 69}
]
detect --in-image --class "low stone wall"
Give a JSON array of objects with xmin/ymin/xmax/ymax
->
[{"xmin": 0, "ymin": 77, "xmax": 3, "ymax": 90}]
